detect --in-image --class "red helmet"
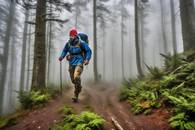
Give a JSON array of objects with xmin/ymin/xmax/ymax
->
[{"xmin": 69, "ymin": 28, "xmax": 77, "ymax": 37}]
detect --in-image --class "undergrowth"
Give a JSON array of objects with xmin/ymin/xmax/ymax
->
[
  {"xmin": 52, "ymin": 105, "xmax": 105, "ymax": 130},
  {"xmin": 119, "ymin": 51, "xmax": 195, "ymax": 130},
  {"xmin": 18, "ymin": 87, "xmax": 61, "ymax": 109}
]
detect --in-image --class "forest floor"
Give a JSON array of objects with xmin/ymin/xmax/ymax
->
[{"xmin": 4, "ymin": 83, "xmax": 170, "ymax": 130}]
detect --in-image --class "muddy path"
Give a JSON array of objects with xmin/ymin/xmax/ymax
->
[
  {"xmin": 84, "ymin": 83, "xmax": 170, "ymax": 130},
  {"xmin": 4, "ymin": 83, "xmax": 170, "ymax": 130}
]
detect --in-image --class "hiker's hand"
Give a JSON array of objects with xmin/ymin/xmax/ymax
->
[
  {"xmin": 66, "ymin": 55, "xmax": 71, "ymax": 61},
  {"xmin": 83, "ymin": 60, "xmax": 89, "ymax": 65},
  {"xmin": 58, "ymin": 57, "xmax": 63, "ymax": 61}
]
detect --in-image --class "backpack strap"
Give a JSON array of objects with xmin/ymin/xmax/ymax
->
[{"xmin": 68, "ymin": 40, "xmax": 85, "ymax": 56}]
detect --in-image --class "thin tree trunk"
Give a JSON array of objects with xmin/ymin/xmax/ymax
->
[
  {"xmin": 121, "ymin": 9, "xmax": 125, "ymax": 79},
  {"xmin": 8, "ymin": 36, "xmax": 16, "ymax": 109},
  {"xmin": 47, "ymin": 3, "xmax": 52, "ymax": 87},
  {"xmin": 31, "ymin": 0, "xmax": 47, "ymax": 90},
  {"xmin": 111, "ymin": 39, "xmax": 114, "ymax": 80},
  {"xmin": 139, "ymin": 3, "xmax": 145, "ymax": 72},
  {"xmin": 0, "ymin": 0, "xmax": 15, "ymax": 114},
  {"xmin": 170, "ymin": 0, "xmax": 177, "ymax": 54},
  {"xmin": 26, "ymin": 21, "xmax": 32, "ymax": 90},
  {"xmin": 180, "ymin": 0, "xmax": 195, "ymax": 51},
  {"xmin": 75, "ymin": 5, "xmax": 78, "ymax": 28},
  {"xmin": 93, "ymin": 0, "xmax": 98, "ymax": 81},
  {"xmin": 102, "ymin": 26, "xmax": 106, "ymax": 80},
  {"xmin": 20, "ymin": 8, "xmax": 29, "ymax": 91},
  {"xmin": 135, "ymin": 0, "xmax": 144, "ymax": 77},
  {"xmin": 160, "ymin": 0, "xmax": 168, "ymax": 54}
]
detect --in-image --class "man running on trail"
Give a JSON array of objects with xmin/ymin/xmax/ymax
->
[{"xmin": 58, "ymin": 28, "xmax": 92, "ymax": 102}]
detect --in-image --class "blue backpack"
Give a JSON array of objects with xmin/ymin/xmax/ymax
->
[
  {"xmin": 66, "ymin": 33, "xmax": 89, "ymax": 60},
  {"xmin": 78, "ymin": 33, "xmax": 89, "ymax": 44}
]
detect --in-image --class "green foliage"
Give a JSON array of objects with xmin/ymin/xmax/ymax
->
[
  {"xmin": 119, "ymin": 85, "xmax": 137, "ymax": 101},
  {"xmin": 120, "ymin": 51, "xmax": 195, "ymax": 129},
  {"xmin": 0, "ymin": 111, "xmax": 25, "ymax": 129},
  {"xmin": 160, "ymin": 53, "xmax": 187, "ymax": 73},
  {"xmin": 18, "ymin": 90, "xmax": 51, "ymax": 109},
  {"xmin": 58, "ymin": 105, "xmax": 75, "ymax": 115},
  {"xmin": 130, "ymin": 100, "xmax": 160, "ymax": 115},
  {"xmin": 0, "ymin": 118, "xmax": 8, "ymax": 128},
  {"xmin": 0, "ymin": 117, "xmax": 17, "ymax": 128},
  {"xmin": 160, "ymin": 75, "xmax": 177, "ymax": 88},
  {"xmin": 51, "ymin": 111, "xmax": 105, "ymax": 130},
  {"xmin": 145, "ymin": 65, "xmax": 165, "ymax": 79},
  {"xmin": 44, "ymin": 87, "xmax": 61, "ymax": 98},
  {"xmin": 169, "ymin": 112, "xmax": 195, "ymax": 130}
]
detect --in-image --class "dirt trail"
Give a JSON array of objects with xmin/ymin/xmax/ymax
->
[
  {"xmin": 4, "ymin": 83, "xmax": 170, "ymax": 130},
  {"xmin": 84, "ymin": 83, "xmax": 170, "ymax": 130}
]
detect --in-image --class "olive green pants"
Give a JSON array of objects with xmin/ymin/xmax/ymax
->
[{"xmin": 69, "ymin": 64, "xmax": 83, "ymax": 97}]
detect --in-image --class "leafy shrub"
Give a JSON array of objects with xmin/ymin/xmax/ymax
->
[
  {"xmin": 52, "ymin": 111, "xmax": 105, "ymax": 130},
  {"xmin": 145, "ymin": 65, "xmax": 165, "ymax": 80},
  {"xmin": 119, "ymin": 51, "xmax": 195, "ymax": 129},
  {"xmin": 18, "ymin": 90, "xmax": 51, "ymax": 109},
  {"xmin": 169, "ymin": 112, "xmax": 195, "ymax": 130},
  {"xmin": 0, "ymin": 111, "xmax": 25, "ymax": 129},
  {"xmin": 58, "ymin": 105, "xmax": 75, "ymax": 115}
]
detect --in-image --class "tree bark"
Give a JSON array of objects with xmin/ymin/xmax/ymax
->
[
  {"xmin": 180, "ymin": 0, "xmax": 195, "ymax": 51},
  {"xmin": 121, "ymin": 7, "xmax": 125, "ymax": 80},
  {"xmin": 46, "ymin": 3, "xmax": 52, "ymax": 87},
  {"xmin": 31, "ymin": 0, "xmax": 47, "ymax": 90},
  {"xmin": 170, "ymin": 0, "xmax": 177, "ymax": 54},
  {"xmin": 8, "ymin": 35, "xmax": 17, "ymax": 109},
  {"xmin": 20, "ymin": 8, "xmax": 29, "ymax": 91},
  {"xmin": 26, "ymin": 20, "xmax": 32, "ymax": 91},
  {"xmin": 160, "ymin": 0, "xmax": 168, "ymax": 54},
  {"xmin": 0, "ymin": 0, "xmax": 15, "ymax": 114},
  {"xmin": 93, "ymin": 0, "xmax": 98, "ymax": 82},
  {"xmin": 135, "ymin": 0, "xmax": 144, "ymax": 77},
  {"xmin": 102, "ymin": 26, "xmax": 106, "ymax": 80}
]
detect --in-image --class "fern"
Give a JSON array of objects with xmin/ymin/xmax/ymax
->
[
  {"xmin": 59, "ymin": 105, "xmax": 75, "ymax": 115},
  {"xmin": 89, "ymin": 118, "xmax": 105, "ymax": 128},
  {"xmin": 145, "ymin": 64, "xmax": 164, "ymax": 79},
  {"xmin": 160, "ymin": 75, "xmax": 176, "ymax": 88},
  {"xmin": 52, "ymin": 111, "xmax": 105, "ymax": 130}
]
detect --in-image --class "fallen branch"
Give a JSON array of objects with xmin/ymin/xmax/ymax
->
[{"xmin": 111, "ymin": 117, "xmax": 124, "ymax": 130}]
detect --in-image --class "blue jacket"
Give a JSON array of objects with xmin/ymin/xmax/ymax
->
[{"xmin": 60, "ymin": 36, "xmax": 92, "ymax": 66}]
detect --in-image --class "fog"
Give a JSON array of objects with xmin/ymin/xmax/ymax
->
[{"xmin": 0, "ymin": 0, "xmax": 190, "ymax": 115}]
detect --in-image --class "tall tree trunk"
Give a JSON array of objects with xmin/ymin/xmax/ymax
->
[
  {"xmin": 46, "ymin": 3, "xmax": 52, "ymax": 87},
  {"xmin": 0, "ymin": 0, "xmax": 15, "ymax": 114},
  {"xmin": 26, "ymin": 21, "xmax": 32, "ymax": 90},
  {"xmin": 31, "ymin": 0, "xmax": 46, "ymax": 90},
  {"xmin": 75, "ymin": 5, "xmax": 79, "ymax": 28},
  {"xmin": 139, "ymin": 2, "xmax": 145, "ymax": 72},
  {"xmin": 8, "ymin": 36, "xmax": 16, "ymax": 109},
  {"xmin": 111, "ymin": 39, "xmax": 115, "ymax": 80},
  {"xmin": 180, "ymin": 0, "xmax": 195, "ymax": 51},
  {"xmin": 93, "ymin": 0, "xmax": 98, "ymax": 81},
  {"xmin": 102, "ymin": 26, "xmax": 106, "ymax": 80},
  {"xmin": 20, "ymin": 8, "xmax": 29, "ymax": 91},
  {"xmin": 121, "ymin": 9, "xmax": 125, "ymax": 80},
  {"xmin": 160, "ymin": 0, "xmax": 168, "ymax": 54},
  {"xmin": 170, "ymin": 0, "xmax": 177, "ymax": 54},
  {"xmin": 135, "ymin": 0, "xmax": 144, "ymax": 77}
]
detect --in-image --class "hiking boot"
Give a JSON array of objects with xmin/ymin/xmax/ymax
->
[{"xmin": 72, "ymin": 94, "xmax": 78, "ymax": 102}]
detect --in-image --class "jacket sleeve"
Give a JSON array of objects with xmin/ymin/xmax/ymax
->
[
  {"xmin": 60, "ymin": 43, "xmax": 69, "ymax": 59},
  {"xmin": 80, "ymin": 42, "xmax": 92, "ymax": 61}
]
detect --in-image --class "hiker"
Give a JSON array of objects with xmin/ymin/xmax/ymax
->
[{"xmin": 58, "ymin": 28, "xmax": 92, "ymax": 102}]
